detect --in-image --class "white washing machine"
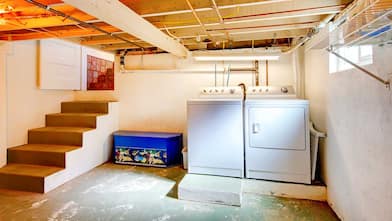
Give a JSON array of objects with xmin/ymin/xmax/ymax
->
[
  {"xmin": 245, "ymin": 86, "xmax": 311, "ymax": 184},
  {"xmin": 187, "ymin": 86, "xmax": 244, "ymax": 178}
]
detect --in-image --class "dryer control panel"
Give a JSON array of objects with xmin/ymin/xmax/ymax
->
[
  {"xmin": 199, "ymin": 86, "xmax": 244, "ymax": 99},
  {"xmin": 246, "ymin": 86, "xmax": 296, "ymax": 99}
]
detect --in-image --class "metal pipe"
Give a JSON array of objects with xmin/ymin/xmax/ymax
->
[
  {"xmin": 255, "ymin": 60, "xmax": 259, "ymax": 86},
  {"xmin": 229, "ymin": 68, "xmax": 257, "ymax": 72},
  {"xmin": 223, "ymin": 4, "xmax": 346, "ymax": 21},
  {"xmin": 282, "ymin": 35, "xmax": 310, "ymax": 54},
  {"xmin": 206, "ymin": 21, "xmax": 318, "ymax": 32},
  {"xmin": 25, "ymin": 0, "xmax": 145, "ymax": 50},
  {"xmin": 327, "ymin": 48, "xmax": 390, "ymax": 88},
  {"xmin": 226, "ymin": 64, "xmax": 231, "ymax": 86},
  {"xmin": 214, "ymin": 64, "xmax": 217, "ymax": 87},
  {"xmin": 266, "ymin": 60, "xmax": 269, "ymax": 86}
]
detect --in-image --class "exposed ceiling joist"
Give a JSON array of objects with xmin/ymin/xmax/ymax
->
[
  {"xmin": 81, "ymin": 28, "xmax": 309, "ymax": 46},
  {"xmin": 139, "ymin": 0, "xmax": 291, "ymax": 18},
  {"xmin": 0, "ymin": 23, "xmax": 120, "ymax": 41},
  {"xmin": 63, "ymin": 0, "xmax": 188, "ymax": 57},
  {"xmin": 0, "ymin": 0, "xmax": 352, "ymax": 52}
]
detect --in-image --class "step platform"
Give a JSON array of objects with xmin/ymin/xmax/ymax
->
[{"xmin": 178, "ymin": 174, "xmax": 242, "ymax": 207}]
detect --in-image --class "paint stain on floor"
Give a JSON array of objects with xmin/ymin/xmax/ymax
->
[{"xmin": 0, "ymin": 163, "xmax": 339, "ymax": 221}]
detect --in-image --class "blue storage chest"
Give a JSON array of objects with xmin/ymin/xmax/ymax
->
[{"xmin": 113, "ymin": 131, "xmax": 183, "ymax": 167}]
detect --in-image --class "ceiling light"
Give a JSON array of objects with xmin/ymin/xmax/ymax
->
[
  {"xmin": 193, "ymin": 55, "xmax": 280, "ymax": 61},
  {"xmin": 0, "ymin": 18, "xmax": 6, "ymax": 25}
]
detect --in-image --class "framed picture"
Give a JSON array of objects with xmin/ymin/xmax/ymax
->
[
  {"xmin": 81, "ymin": 47, "xmax": 115, "ymax": 91},
  {"xmin": 86, "ymin": 55, "xmax": 114, "ymax": 90}
]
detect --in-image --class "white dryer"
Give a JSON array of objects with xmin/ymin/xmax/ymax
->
[
  {"xmin": 245, "ymin": 86, "xmax": 311, "ymax": 184},
  {"xmin": 187, "ymin": 86, "xmax": 244, "ymax": 178}
]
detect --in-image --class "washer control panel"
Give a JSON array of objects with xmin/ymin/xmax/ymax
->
[
  {"xmin": 246, "ymin": 86, "xmax": 296, "ymax": 98},
  {"xmin": 199, "ymin": 86, "xmax": 244, "ymax": 99}
]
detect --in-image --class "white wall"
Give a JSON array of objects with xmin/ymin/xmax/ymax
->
[
  {"xmin": 4, "ymin": 41, "xmax": 74, "ymax": 158},
  {"xmin": 0, "ymin": 43, "xmax": 8, "ymax": 167},
  {"xmin": 74, "ymin": 53, "xmax": 295, "ymax": 144},
  {"xmin": 305, "ymin": 46, "xmax": 392, "ymax": 220}
]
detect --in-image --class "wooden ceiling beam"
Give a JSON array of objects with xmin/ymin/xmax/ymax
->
[{"xmin": 64, "ymin": 0, "xmax": 189, "ymax": 57}]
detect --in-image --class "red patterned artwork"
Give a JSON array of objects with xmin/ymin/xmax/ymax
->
[{"xmin": 87, "ymin": 55, "xmax": 114, "ymax": 90}]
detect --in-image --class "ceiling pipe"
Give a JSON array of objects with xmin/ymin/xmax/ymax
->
[
  {"xmin": 282, "ymin": 12, "xmax": 338, "ymax": 54},
  {"xmin": 223, "ymin": 4, "xmax": 346, "ymax": 21},
  {"xmin": 206, "ymin": 21, "xmax": 318, "ymax": 32},
  {"xmin": 63, "ymin": 0, "xmax": 188, "ymax": 57},
  {"xmin": 24, "ymin": 0, "xmax": 145, "ymax": 50}
]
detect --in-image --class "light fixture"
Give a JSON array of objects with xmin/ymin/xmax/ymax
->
[
  {"xmin": 193, "ymin": 55, "xmax": 280, "ymax": 61},
  {"xmin": 0, "ymin": 18, "xmax": 6, "ymax": 25}
]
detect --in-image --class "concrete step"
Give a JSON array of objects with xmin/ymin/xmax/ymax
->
[
  {"xmin": 178, "ymin": 174, "xmax": 242, "ymax": 206},
  {"xmin": 28, "ymin": 127, "xmax": 93, "ymax": 146},
  {"xmin": 46, "ymin": 113, "xmax": 104, "ymax": 128},
  {"xmin": 61, "ymin": 101, "xmax": 112, "ymax": 114},
  {"xmin": 0, "ymin": 164, "xmax": 64, "ymax": 193},
  {"xmin": 7, "ymin": 144, "xmax": 81, "ymax": 167}
]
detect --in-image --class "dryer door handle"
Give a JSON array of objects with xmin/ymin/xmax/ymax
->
[{"xmin": 252, "ymin": 123, "xmax": 260, "ymax": 134}]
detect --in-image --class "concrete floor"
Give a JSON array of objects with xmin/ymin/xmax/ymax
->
[{"xmin": 0, "ymin": 163, "xmax": 339, "ymax": 221}]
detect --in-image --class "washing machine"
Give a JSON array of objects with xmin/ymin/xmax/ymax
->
[
  {"xmin": 187, "ymin": 86, "xmax": 244, "ymax": 178},
  {"xmin": 245, "ymin": 86, "xmax": 311, "ymax": 184}
]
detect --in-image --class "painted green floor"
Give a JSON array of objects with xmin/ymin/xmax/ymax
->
[{"xmin": 0, "ymin": 163, "xmax": 339, "ymax": 221}]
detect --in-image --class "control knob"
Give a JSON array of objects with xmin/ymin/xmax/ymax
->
[{"xmin": 281, "ymin": 87, "xmax": 288, "ymax": 93}]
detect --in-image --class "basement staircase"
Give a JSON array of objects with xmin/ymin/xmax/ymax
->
[{"xmin": 0, "ymin": 101, "xmax": 119, "ymax": 193}]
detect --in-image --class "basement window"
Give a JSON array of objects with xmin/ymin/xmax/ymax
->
[{"xmin": 329, "ymin": 45, "xmax": 373, "ymax": 73}]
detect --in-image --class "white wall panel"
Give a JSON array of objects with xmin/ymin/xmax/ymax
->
[{"xmin": 39, "ymin": 39, "xmax": 81, "ymax": 90}]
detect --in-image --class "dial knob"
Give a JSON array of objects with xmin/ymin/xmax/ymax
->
[{"xmin": 281, "ymin": 87, "xmax": 288, "ymax": 93}]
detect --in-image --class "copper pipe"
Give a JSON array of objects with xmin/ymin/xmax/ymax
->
[
  {"xmin": 255, "ymin": 60, "xmax": 259, "ymax": 86},
  {"xmin": 229, "ymin": 68, "xmax": 257, "ymax": 72},
  {"xmin": 223, "ymin": 4, "xmax": 346, "ymax": 21},
  {"xmin": 266, "ymin": 60, "xmax": 269, "ymax": 86},
  {"xmin": 206, "ymin": 21, "xmax": 317, "ymax": 32}
]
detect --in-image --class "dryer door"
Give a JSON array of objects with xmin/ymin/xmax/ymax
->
[{"xmin": 248, "ymin": 107, "xmax": 306, "ymax": 150}]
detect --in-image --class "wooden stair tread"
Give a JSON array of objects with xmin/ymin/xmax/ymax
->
[
  {"xmin": 29, "ymin": 127, "xmax": 94, "ymax": 133},
  {"xmin": 9, "ymin": 144, "xmax": 81, "ymax": 153},
  {"xmin": 62, "ymin": 100, "xmax": 117, "ymax": 104},
  {"xmin": 0, "ymin": 164, "xmax": 63, "ymax": 177},
  {"xmin": 46, "ymin": 113, "xmax": 106, "ymax": 117}
]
